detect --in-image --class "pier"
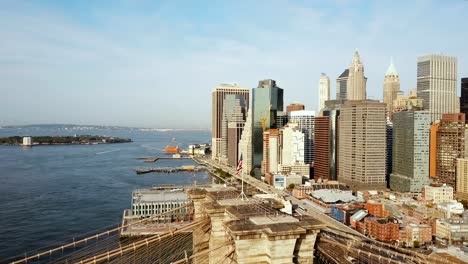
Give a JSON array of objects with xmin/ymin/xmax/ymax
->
[
  {"xmin": 137, "ymin": 156, "xmax": 192, "ymax": 162},
  {"xmin": 135, "ymin": 166, "xmax": 207, "ymax": 174}
]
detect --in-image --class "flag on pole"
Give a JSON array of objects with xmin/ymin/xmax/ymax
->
[{"xmin": 235, "ymin": 154, "xmax": 243, "ymax": 176}]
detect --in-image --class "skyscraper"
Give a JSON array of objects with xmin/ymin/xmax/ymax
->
[
  {"xmin": 314, "ymin": 116, "xmax": 330, "ymax": 180},
  {"xmin": 346, "ymin": 50, "xmax": 367, "ymax": 100},
  {"xmin": 383, "ymin": 59, "xmax": 401, "ymax": 119},
  {"xmin": 220, "ymin": 95, "xmax": 247, "ymax": 166},
  {"xmin": 336, "ymin": 69, "xmax": 349, "ymax": 100},
  {"xmin": 238, "ymin": 110, "xmax": 253, "ymax": 176},
  {"xmin": 386, "ymin": 119, "xmax": 393, "ymax": 188},
  {"xmin": 318, "ymin": 73, "xmax": 330, "ymax": 113},
  {"xmin": 460, "ymin": 78, "xmax": 468, "ymax": 117},
  {"xmin": 212, "ymin": 83, "xmax": 249, "ymax": 161},
  {"xmin": 252, "ymin": 79, "xmax": 284, "ymax": 172},
  {"xmin": 390, "ymin": 110, "xmax": 431, "ymax": 192},
  {"xmin": 338, "ymin": 100, "xmax": 387, "ymax": 190},
  {"xmin": 417, "ymin": 55, "xmax": 458, "ymax": 122},
  {"xmin": 323, "ymin": 100, "xmax": 346, "ymax": 181},
  {"xmin": 433, "ymin": 113, "xmax": 466, "ymax": 188},
  {"xmin": 289, "ymin": 110, "xmax": 315, "ymax": 164}
]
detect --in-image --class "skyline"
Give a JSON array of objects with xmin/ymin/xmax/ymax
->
[{"xmin": 1, "ymin": 0, "xmax": 468, "ymax": 128}]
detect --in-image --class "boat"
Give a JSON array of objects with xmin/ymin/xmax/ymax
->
[
  {"xmin": 164, "ymin": 146, "xmax": 180, "ymax": 153},
  {"xmin": 171, "ymin": 137, "xmax": 176, "ymax": 142}
]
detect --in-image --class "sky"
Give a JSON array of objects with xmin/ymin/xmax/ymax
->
[{"xmin": 1, "ymin": 0, "xmax": 467, "ymax": 129}]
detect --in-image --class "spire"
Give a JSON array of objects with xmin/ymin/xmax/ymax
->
[
  {"xmin": 385, "ymin": 57, "xmax": 398, "ymax": 76},
  {"xmin": 352, "ymin": 48, "xmax": 361, "ymax": 64}
]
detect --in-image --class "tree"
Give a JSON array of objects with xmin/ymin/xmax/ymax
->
[
  {"xmin": 413, "ymin": 241, "xmax": 420, "ymax": 248},
  {"xmin": 287, "ymin": 183, "xmax": 296, "ymax": 190}
]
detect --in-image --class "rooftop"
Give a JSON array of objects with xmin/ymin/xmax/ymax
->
[
  {"xmin": 132, "ymin": 189, "xmax": 187, "ymax": 204},
  {"xmin": 311, "ymin": 189, "xmax": 364, "ymax": 204}
]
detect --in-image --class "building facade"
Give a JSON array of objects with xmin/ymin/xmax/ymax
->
[
  {"xmin": 252, "ymin": 79, "xmax": 284, "ymax": 172},
  {"xmin": 221, "ymin": 94, "xmax": 247, "ymax": 166},
  {"xmin": 212, "ymin": 84, "xmax": 249, "ymax": 160},
  {"xmin": 364, "ymin": 217, "xmax": 400, "ymax": 242},
  {"xmin": 461, "ymin": 78, "xmax": 468, "ymax": 118},
  {"xmin": 417, "ymin": 55, "xmax": 458, "ymax": 122},
  {"xmin": 323, "ymin": 100, "xmax": 346, "ymax": 181},
  {"xmin": 261, "ymin": 129, "xmax": 280, "ymax": 175},
  {"xmin": 289, "ymin": 110, "xmax": 315, "ymax": 165},
  {"xmin": 393, "ymin": 89, "xmax": 424, "ymax": 113},
  {"xmin": 386, "ymin": 120, "xmax": 393, "ymax": 188},
  {"xmin": 336, "ymin": 69, "xmax": 349, "ymax": 100},
  {"xmin": 346, "ymin": 50, "xmax": 367, "ymax": 100},
  {"xmin": 286, "ymin": 103, "xmax": 305, "ymax": 114},
  {"xmin": 281, "ymin": 122, "xmax": 305, "ymax": 166},
  {"xmin": 338, "ymin": 100, "xmax": 387, "ymax": 190},
  {"xmin": 238, "ymin": 110, "xmax": 253, "ymax": 176},
  {"xmin": 318, "ymin": 73, "xmax": 330, "ymax": 113},
  {"xmin": 383, "ymin": 59, "xmax": 401, "ymax": 119},
  {"xmin": 314, "ymin": 116, "xmax": 330, "ymax": 180},
  {"xmin": 390, "ymin": 110, "xmax": 431, "ymax": 192},
  {"xmin": 423, "ymin": 184, "xmax": 454, "ymax": 204},
  {"xmin": 434, "ymin": 113, "xmax": 466, "ymax": 188},
  {"xmin": 456, "ymin": 158, "xmax": 468, "ymax": 198}
]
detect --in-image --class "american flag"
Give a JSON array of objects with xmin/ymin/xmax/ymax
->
[{"xmin": 235, "ymin": 155, "xmax": 243, "ymax": 176}]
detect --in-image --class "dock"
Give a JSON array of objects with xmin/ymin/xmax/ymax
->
[
  {"xmin": 135, "ymin": 166, "xmax": 207, "ymax": 174},
  {"xmin": 137, "ymin": 156, "xmax": 192, "ymax": 162}
]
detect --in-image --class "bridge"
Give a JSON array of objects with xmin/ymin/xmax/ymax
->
[{"xmin": 7, "ymin": 157, "xmax": 458, "ymax": 263}]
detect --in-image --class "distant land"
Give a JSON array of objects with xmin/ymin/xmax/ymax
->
[
  {"xmin": 0, "ymin": 124, "xmax": 210, "ymax": 131},
  {"xmin": 0, "ymin": 135, "xmax": 132, "ymax": 146}
]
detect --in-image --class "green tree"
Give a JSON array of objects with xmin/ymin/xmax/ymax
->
[
  {"xmin": 287, "ymin": 183, "xmax": 296, "ymax": 190},
  {"xmin": 413, "ymin": 241, "xmax": 420, "ymax": 248}
]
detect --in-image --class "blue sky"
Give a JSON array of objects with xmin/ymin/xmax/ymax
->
[{"xmin": 1, "ymin": 0, "xmax": 467, "ymax": 128}]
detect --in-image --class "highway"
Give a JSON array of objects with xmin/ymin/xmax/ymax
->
[{"xmin": 195, "ymin": 156, "xmax": 365, "ymax": 237}]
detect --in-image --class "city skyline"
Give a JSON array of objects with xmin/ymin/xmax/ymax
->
[{"xmin": 1, "ymin": 1, "xmax": 468, "ymax": 128}]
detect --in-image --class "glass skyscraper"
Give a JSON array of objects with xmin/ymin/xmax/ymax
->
[{"xmin": 252, "ymin": 79, "xmax": 284, "ymax": 172}]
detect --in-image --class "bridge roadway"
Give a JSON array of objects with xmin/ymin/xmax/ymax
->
[{"xmin": 195, "ymin": 157, "xmax": 365, "ymax": 238}]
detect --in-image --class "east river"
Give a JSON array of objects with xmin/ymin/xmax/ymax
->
[{"xmin": 0, "ymin": 126, "xmax": 211, "ymax": 261}]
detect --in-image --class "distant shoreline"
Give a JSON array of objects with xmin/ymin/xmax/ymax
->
[{"xmin": 0, "ymin": 135, "xmax": 132, "ymax": 146}]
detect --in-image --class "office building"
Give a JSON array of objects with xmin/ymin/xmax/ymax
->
[
  {"xmin": 281, "ymin": 122, "xmax": 305, "ymax": 166},
  {"xmin": 289, "ymin": 110, "xmax": 315, "ymax": 164},
  {"xmin": 221, "ymin": 94, "xmax": 247, "ymax": 166},
  {"xmin": 286, "ymin": 103, "xmax": 305, "ymax": 114},
  {"xmin": 318, "ymin": 73, "xmax": 330, "ymax": 113},
  {"xmin": 276, "ymin": 111, "xmax": 288, "ymax": 128},
  {"xmin": 252, "ymin": 79, "xmax": 284, "ymax": 172},
  {"xmin": 336, "ymin": 69, "xmax": 349, "ymax": 100},
  {"xmin": 212, "ymin": 83, "xmax": 249, "ymax": 160},
  {"xmin": 322, "ymin": 100, "xmax": 346, "ymax": 181},
  {"xmin": 314, "ymin": 116, "xmax": 330, "ymax": 180},
  {"xmin": 383, "ymin": 59, "xmax": 401, "ymax": 119},
  {"xmin": 422, "ymin": 184, "xmax": 454, "ymax": 204},
  {"xmin": 390, "ymin": 110, "xmax": 431, "ymax": 192},
  {"xmin": 238, "ymin": 110, "xmax": 253, "ymax": 176},
  {"xmin": 432, "ymin": 113, "xmax": 465, "ymax": 188},
  {"xmin": 338, "ymin": 100, "xmax": 387, "ymax": 190},
  {"xmin": 386, "ymin": 120, "xmax": 393, "ymax": 188},
  {"xmin": 346, "ymin": 50, "xmax": 367, "ymax": 100},
  {"xmin": 417, "ymin": 55, "xmax": 458, "ymax": 122},
  {"xmin": 456, "ymin": 158, "xmax": 468, "ymax": 199},
  {"xmin": 261, "ymin": 129, "xmax": 280, "ymax": 175},
  {"xmin": 460, "ymin": 78, "xmax": 468, "ymax": 117}
]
